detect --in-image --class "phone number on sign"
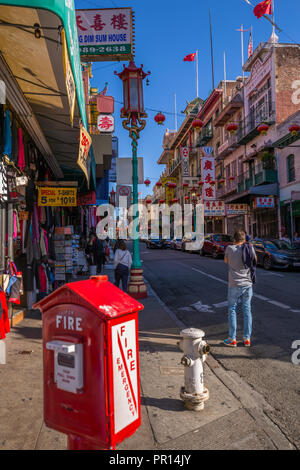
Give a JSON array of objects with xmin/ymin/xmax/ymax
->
[{"xmin": 80, "ymin": 45, "xmax": 129, "ymax": 54}]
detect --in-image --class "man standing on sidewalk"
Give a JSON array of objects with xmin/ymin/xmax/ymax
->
[{"xmin": 224, "ymin": 229, "xmax": 257, "ymax": 348}]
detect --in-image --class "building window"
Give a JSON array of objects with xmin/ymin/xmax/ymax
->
[{"xmin": 287, "ymin": 155, "xmax": 295, "ymax": 183}]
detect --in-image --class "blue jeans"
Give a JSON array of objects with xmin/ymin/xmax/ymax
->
[{"xmin": 227, "ymin": 286, "xmax": 253, "ymax": 340}]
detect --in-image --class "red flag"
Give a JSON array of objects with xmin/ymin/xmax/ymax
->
[
  {"xmin": 253, "ymin": 0, "xmax": 272, "ymax": 19},
  {"xmin": 183, "ymin": 53, "xmax": 196, "ymax": 62}
]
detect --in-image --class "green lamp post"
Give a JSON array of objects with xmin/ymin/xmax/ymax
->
[{"xmin": 115, "ymin": 61, "xmax": 150, "ymax": 299}]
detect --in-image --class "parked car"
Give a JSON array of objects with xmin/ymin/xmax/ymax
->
[
  {"xmin": 170, "ymin": 238, "xmax": 183, "ymax": 250},
  {"xmin": 146, "ymin": 239, "xmax": 168, "ymax": 249},
  {"xmin": 200, "ymin": 234, "xmax": 234, "ymax": 259},
  {"xmin": 253, "ymin": 238, "xmax": 300, "ymax": 270},
  {"xmin": 164, "ymin": 239, "xmax": 173, "ymax": 248},
  {"xmin": 182, "ymin": 234, "xmax": 202, "ymax": 253}
]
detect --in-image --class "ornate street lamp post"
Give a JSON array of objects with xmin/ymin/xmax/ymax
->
[{"xmin": 115, "ymin": 61, "xmax": 150, "ymax": 299}]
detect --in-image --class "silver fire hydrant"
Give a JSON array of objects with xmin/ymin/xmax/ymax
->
[{"xmin": 180, "ymin": 328, "xmax": 210, "ymax": 411}]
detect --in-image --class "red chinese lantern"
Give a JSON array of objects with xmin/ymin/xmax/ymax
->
[
  {"xmin": 159, "ymin": 199, "xmax": 165, "ymax": 204},
  {"xmin": 146, "ymin": 199, "xmax": 152, "ymax": 204},
  {"xmin": 167, "ymin": 182, "xmax": 177, "ymax": 188},
  {"xmin": 289, "ymin": 124, "xmax": 300, "ymax": 136},
  {"xmin": 156, "ymin": 181, "xmax": 162, "ymax": 187},
  {"xmin": 219, "ymin": 178, "xmax": 225, "ymax": 184},
  {"xmin": 226, "ymin": 123, "xmax": 238, "ymax": 135},
  {"xmin": 192, "ymin": 119, "xmax": 204, "ymax": 131},
  {"xmin": 229, "ymin": 176, "xmax": 235, "ymax": 181},
  {"xmin": 196, "ymin": 193, "xmax": 201, "ymax": 197},
  {"xmin": 191, "ymin": 186, "xmax": 197, "ymax": 192},
  {"xmin": 209, "ymin": 180, "xmax": 216, "ymax": 186},
  {"xmin": 257, "ymin": 123, "xmax": 269, "ymax": 135},
  {"xmin": 184, "ymin": 196, "xmax": 189, "ymax": 201},
  {"xmin": 172, "ymin": 198, "xmax": 179, "ymax": 203},
  {"xmin": 182, "ymin": 182, "xmax": 189, "ymax": 188},
  {"xmin": 198, "ymin": 181, "xmax": 204, "ymax": 186},
  {"xmin": 154, "ymin": 112, "xmax": 166, "ymax": 125},
  {"xmin": 144, "ymin": 179, "xmax": 151, "ymax": 186}
]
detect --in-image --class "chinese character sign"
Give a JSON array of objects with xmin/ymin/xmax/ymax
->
[
  {"xmin": 77, "ymin": 125, "xmax": 92, "ymax": 183},
  {"xmin": 255, "ymin": 197, "xmax": 275, "ymax": 209},
  {"xmin": 181, "ymin": 148, "xmax": 190, "ymax": 177},
  {"xmin": 76, "ymin": 8, "xmax": 133, "ymax": 61},
  {"xmin": 226, "ymin": 204, "xmax": 248, "ymax": 215},
  {"xmin": 204, "ymin": 201, "xmax": 225, "ymax": 217},
  {"xmin": 61, "ymin": 29, "xmax": 76, "ymax": 127},
  {"xmin": 97, "ymin": 114, "xmax": 114, "ymax": 133},
  {"xmin": 201, "ymin": 156, "xmax": 216, "ymax": 200},
  {"xmin": 161, "ymin": 177, "xmax": 177, "ymax": 205}
]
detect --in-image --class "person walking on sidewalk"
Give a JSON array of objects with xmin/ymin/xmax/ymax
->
[
  {"xmin": 93, "ymin": 235, "xmax": 105, "ymax": 274},
  {"xmin": 224, "ymin": 229, "xmax": 257, "ymax": 348},
  {"xmin": 114, "ymin": 240, "xmax": 132, "ymax": 292}
]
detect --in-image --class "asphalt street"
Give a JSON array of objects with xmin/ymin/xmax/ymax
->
[{"xmin": 138, "ymin": 243, "xmax": 300, "ymax": 449}]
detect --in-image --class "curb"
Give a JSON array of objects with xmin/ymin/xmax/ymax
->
[{"xmin": 10, "ymin": 308, "xmax": 27, "ymax": 327}]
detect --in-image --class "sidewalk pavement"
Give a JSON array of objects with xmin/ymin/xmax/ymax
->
[{"xmin": 0, "ymin": 266, "xmax": 294, "ymax": 450}]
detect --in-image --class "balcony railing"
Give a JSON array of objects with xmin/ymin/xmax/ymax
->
[
  {"xmin": 168, "ymin": 158, "xmax": 181, "ymax": 175},
  {"xmin": 237, "ymin": 169, "xmax": 278, "ymax": 193},
  {"xmin": 216, "ymin": 134, "xmax": 239, "ymax": 158},
  {"xmin": 254, "ymin": 169, "xmax": 278, "ymax": 186},
  {"xmin": 237, "ymin": 101, "xmax": 276, "ymax": 144},
  {"xmin": 216, "ymin": 178, "xmax": 238, "ymax": 198},
  {"xmin": 196, "ymin": 127, "xmax": 213, "ymax": 147}
]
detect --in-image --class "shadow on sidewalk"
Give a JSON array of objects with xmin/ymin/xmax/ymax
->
[
  {"xmin": 139, "ymin": 332, "xmax": 181, "ymax": 340},
  {"xmin": 141, "ymin": 396, "xmax": 184, "ymax": 412},
  {"xmin": 139, "ymin": 339, "xmax": 180, "ymax": 354},
  {"xmin": 11, "ymin": 310, "xmax": 42, "ymax": 340}
]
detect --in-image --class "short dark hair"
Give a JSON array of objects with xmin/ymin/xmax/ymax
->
[
  {"xmin": 234, "ymin": 229, "xmax": 246, "ymax": 243},
  {"xmin": 118, "ymin": 240, "xmax": 126, "ymax": 251}
]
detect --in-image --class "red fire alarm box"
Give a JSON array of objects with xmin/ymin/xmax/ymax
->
[{"xmin": 34, "ymin": 275, "xmax": 144, "ymax": 450}]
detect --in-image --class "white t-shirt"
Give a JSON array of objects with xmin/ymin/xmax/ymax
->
[{"xmin": 114, "ymin": 249, "xmax": 132, "ymax": 269}]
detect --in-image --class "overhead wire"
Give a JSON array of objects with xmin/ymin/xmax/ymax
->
[{"xmin": 81, "ymin": 1, "xmax": 300, "ymax": 121}]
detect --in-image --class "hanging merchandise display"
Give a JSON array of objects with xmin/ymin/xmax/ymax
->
[
  {"xmin": 6, "ymin": 262, "xmax": 23, "ymax": 305},
  {"xmin": 0, "ymin": 287, "xmax": 10, "ymax": 340},
  {"xmin": 0, "ymin": 101, "xmax": 104, "ymax": 326}
]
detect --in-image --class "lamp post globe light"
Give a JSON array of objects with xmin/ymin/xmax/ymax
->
[{"xmin": 115, "ymin": 61, "xmax": 150, "ymax": 299}]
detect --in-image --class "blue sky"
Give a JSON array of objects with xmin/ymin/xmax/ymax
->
[{"xmin": 75, "ymin": 0, "xmax": 300, "ymax": 197}]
